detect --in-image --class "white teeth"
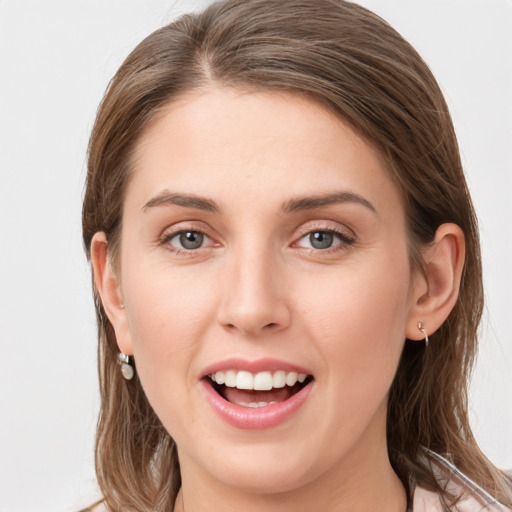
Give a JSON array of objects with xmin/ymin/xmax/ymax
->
[
  {"xmin": 253, "ymin": 371, "xmax": 273, "ymax": 390},
  {"xmin": 273, "ymin": 370, "xmax": 286, "ymax": 388},
  {"xmin": 236, "ymin": 371, "xmax": 253, "ymax": 390},
  {"xmin": 210, "ymin": 370, "xmax": 310, "ymax": 390},
  {"xmin": 285, "ymin": 372, "xmax": 298, "ymax": 386},
  {"xmin": 238, "ymin": 401, "xmax": 278, "ymax": 408},
  {"xmin": 225, "ymin": 370, "xmax": 236, "ymax": 387}
]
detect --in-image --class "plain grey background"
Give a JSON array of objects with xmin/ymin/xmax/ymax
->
[{"xmin": 1, "ymin": 1, "xmax": 511, "ymax": 511}]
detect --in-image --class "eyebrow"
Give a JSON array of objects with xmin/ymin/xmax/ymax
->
[
  {"xmin": 282, "ymin": 191, "xmax": 377, "ymax": 214},
  {"xmin": 142, "ymin": 189, "xmax": 377, "ymax": 215},
  {"xmin": 142, "ymin": 191, "xmax": 221, "ymax": 213}
]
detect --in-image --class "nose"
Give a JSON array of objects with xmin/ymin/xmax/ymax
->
[{"xmin": 217, "ymin": 245, "xmax": 291, "ymax": 337}]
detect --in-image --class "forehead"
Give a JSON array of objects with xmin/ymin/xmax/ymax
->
[
  {"xmin": 136, "ymin": 87, "xmax": 367, "ymax": 159},
  {"xmin": 127, "ymin": 87, "xmax": 402, "ymax": 217}
]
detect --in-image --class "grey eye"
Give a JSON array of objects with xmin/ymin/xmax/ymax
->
[
  {"xmin": 308, "ymin": 231, "xmax": 334, "ymax": 249},
  {"xmin": 177, "ymin": 231, "xmax": 205, "ymax": 250}
]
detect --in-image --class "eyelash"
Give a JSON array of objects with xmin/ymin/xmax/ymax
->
[
  {"xmin": 294, "ymin": 226, "xmax": 355, "ymax": 253},
  {"xmin": 159, "ymin": 226, "xmax": 216, "ymax": 255},
  {"xmin": 159, "ymin": 225, "xmax": 356, "ymax": 255}
]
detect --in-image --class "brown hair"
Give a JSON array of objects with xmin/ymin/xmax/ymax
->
[{"xmin": 82, "ymin": 0, "xmax": 512, "ymax": 510}]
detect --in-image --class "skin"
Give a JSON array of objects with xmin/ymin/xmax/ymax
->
[{"xmin": 92, "ymin": 87, "xmax": 465, "ymax": 512}]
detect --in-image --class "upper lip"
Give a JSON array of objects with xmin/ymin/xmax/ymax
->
[{"xmin": 200, "ymin": 357, "xmax": 313, "ymax": 379}]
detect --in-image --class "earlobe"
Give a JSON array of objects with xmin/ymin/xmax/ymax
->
[
  {"xmin": 406, "ymin": 223, "xmax": 465, "ymax": 341},
  {"xmin": 90, "ymin": 232, "xmax": 133, "ymax": 355}
]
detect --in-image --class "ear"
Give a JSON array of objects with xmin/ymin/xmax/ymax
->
[
  {"xmin": 90, "ymin": 232, "xmax": 134, "ymax": 356},
  {"xmin": 406, "ymin": 223, "xmax": 465, "ymax": 341}
]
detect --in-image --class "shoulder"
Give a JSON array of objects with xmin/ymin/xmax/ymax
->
[
  {"xmin": 412, "ymin": 486, "xmax": 445, "ymax": 512},
  {"xmin": 413, "ymin": 451, "xmax": 511, "ymax": 512}
]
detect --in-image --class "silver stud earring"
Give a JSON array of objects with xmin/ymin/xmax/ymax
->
[
  {"xmin": 417, "ymin": 321, "xmax": 429, "ymax": 347},
  {"xmin": 117, "ymin": 352, "xmax": 134, "ymax": 380}
]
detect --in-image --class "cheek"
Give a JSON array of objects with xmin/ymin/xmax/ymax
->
[
  {"xmin": 298, "ymin": 257, "xmax": 411, "ymax": 383},
  {"xmin": 293, "ymin": 259, "xmax": 411, "ymax": 456},
  {"xmin": 124, "ymin": 257, "xmax": 215, "ymax": 337},
  {"xmin": 121, "ymin": 263, "xmax": 217, "ymax": 397}
]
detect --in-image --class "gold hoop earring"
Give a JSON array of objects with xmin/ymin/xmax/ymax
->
[{"xmin": 417, "ymin": 321, "xmax": 429, "ymax": 347}]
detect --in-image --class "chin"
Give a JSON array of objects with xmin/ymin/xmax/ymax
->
[
  {"xmin": 215, "ymin": 458, "xmax": 317, "ymax": 495},
  {"xmin": 177, "ymin": 431, "xmax": 331, "ymax": 496}
]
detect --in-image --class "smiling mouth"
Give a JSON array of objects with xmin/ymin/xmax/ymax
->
[{"xmin": 206, "ymin": 370, "xmax": 314, "ymax": 408}]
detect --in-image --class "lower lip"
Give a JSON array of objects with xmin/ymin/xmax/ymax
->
[{"xmin": 201, "ymin": 379, "xmax": 313, "ymax": 430}]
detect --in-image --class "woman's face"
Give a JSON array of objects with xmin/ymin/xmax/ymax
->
[{"xmin": 114, "ymin": 88, "xmax": 420, "ymax": 493}]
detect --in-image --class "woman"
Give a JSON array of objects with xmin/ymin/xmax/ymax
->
[{"xmin": 82, "ymin": 0, "xmax": 512, "ymax": 510}]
